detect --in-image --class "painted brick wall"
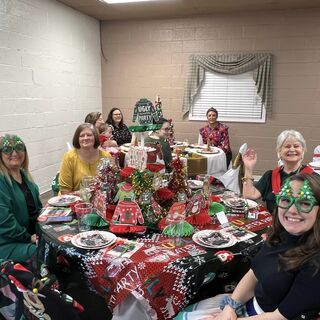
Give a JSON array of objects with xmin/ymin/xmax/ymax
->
[
  {"xmin": 0, "ymin": 0, "xmax": 102, "ymax": 193},
  {"xmin": 101, "ymin": 9, "xmax": 320, "ymax": 175}
]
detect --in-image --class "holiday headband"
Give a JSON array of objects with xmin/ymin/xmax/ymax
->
[
  {"xmin": 276, "ymin": 178, "xmax": 318, "ymax": 213},
  {"xmin": 0, "ymin": 135, "xmax": 26, "ymax": 154}
]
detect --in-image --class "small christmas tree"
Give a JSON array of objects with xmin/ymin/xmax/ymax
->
[{"xmin": 168, "ymin": 157, "xmax": 189, "ymax": 199}]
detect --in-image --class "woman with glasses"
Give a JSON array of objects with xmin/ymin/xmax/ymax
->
[
  {"xmin": 0, "ymin": 134, "xmax": 42, "ymax": 262},
  {"xmin": 242, "ymin": 130, "xmax": 314, "ymax": 214},
  {"xmin": 175, "ymin": 173, "xmax": 320, "ymax": 319},
  {"xmin": 145, "ymin": 118, "xmax": 172, "ymax": 173},
  {"xmin": 106, "ymin": 108, "xmax": 132, "ymax": 146},
  {"xmin": 199, "ymin": 107, "xmax": 232, "ymax": 168}
]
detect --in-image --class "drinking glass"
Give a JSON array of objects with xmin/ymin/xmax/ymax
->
[
  {"xmin": 79, "ymin": 176, "xmax": 94, "ymax": 202},
  {"xmin": 74, "ymin": 203, "xmax": 93, "ymax": 232}
]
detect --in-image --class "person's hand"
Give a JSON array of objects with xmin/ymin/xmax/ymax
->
[
  {"xmin": 242, "ymin": 148, "xmax": 257, "ymax": 171},
  {"xmin": 214, "ymin": 305, "xmax": 237, "ymax": 320},
  {"xmin": 31, "ymin": 234, "xmax": 38, "ymax": 244}
]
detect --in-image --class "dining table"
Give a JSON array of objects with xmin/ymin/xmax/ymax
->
[
  {"xmin": 120, "ymin": 143, "xmax": 227, "ymax": 177},
  {"xmin": 37, "ymin": 197, "xmax": 272, "ymax": 320},
  {"xmin": 177, "ymin": 145, "xmax": 227, "ymax": 177}
]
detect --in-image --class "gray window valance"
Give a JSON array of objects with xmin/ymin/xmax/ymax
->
[{"xmin": 182, "ymin": 53, "xmax": 273, "ymax": 117}]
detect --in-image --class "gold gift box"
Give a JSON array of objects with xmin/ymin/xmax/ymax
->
[{"xmin": 185, "ymin": 153, "xmax": 207, "ymax": 176}]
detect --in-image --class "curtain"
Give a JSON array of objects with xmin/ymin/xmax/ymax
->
[{"xmin": 182, "ymin": 53, "xmax": 273, "ymax": 117}]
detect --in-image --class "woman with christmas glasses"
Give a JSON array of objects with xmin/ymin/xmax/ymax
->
[
  {"xmin": 59, "ymin": 123, "xmax": 111, "ymax": 194},
  {"xmin": 175, "ymin": 173, "xmax": 320, "ymax": 320},
  {"xmin": 242, "ymin": 130, "xmax": 313, "ymax": 214},
  {"xmin": 0, "ymin": 134, "xmax": 42, "ymax": 262}
]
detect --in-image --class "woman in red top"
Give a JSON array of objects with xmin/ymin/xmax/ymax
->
[{"xmin": 199, "ymin": 107, "xmax": 232, "ymax": 168}]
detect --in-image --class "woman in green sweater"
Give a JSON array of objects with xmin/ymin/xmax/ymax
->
[{"xmin": 0, "ymin": 134, "xmax": 42, "ymax": 262}]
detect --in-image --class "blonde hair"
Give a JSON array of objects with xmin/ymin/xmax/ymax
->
[{"xmin": 0, "ymin": 134, "xmax": 33, "ymax": 183}]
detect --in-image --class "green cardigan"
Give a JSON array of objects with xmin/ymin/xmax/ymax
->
[{"xmin": 0, "ymin": 170, "xmax": 42, "ymax": 262}]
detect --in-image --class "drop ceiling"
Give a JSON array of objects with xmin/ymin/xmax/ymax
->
[{"xmin": 57, "ymin": 0, "xmax": 320, "ymax": 21}]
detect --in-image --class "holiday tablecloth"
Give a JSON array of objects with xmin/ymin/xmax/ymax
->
[{"xmin": 38, "ymin": 210, "xmax": 271, "ymax": 320}]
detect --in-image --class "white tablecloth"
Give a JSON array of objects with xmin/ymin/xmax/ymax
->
[{"xmin": 181, "ymin": 147, "xmax": 227, "ymax": 177}]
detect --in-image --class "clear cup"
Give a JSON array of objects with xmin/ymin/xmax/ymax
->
[
  {"xmin": 79, "ymin": 176, "xmax": 94, "ymax": 202},
  {"xmin": 74, "ymin": 203, "xmax": 93, "ymax": 232}
]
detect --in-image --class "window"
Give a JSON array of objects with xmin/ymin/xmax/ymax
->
[
  {"xmin": 189, "ymin": 70, "xmax": 266, "ymax": 123},
  {"xmin": 182, "ymin": 53, "xmax": 272, "ymax": 121}
]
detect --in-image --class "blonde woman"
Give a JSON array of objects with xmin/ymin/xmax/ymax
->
[{"xmin": 0, "ymin": 134, "xmax": 42, "ymax": 261}]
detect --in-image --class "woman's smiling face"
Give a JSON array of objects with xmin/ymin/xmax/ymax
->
[
  {"xmin": 278, "ymin": 180, "xmax": 318, "ymax": 235},
  {"xmin": 279, "ymin": 138, "xmax": 304, "ymax": 165},
  {"xmin": 79, "ymin": 128, "xmax": 95, "ymax": 149}
]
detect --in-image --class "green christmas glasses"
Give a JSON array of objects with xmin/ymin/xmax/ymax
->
[
  {"xmin": 0, "ymin": 135, "xmax": 26, "ymax": 155},
  {"xmin": 276, "ymin": 179, "xmax": 318, "ymax": 214}
]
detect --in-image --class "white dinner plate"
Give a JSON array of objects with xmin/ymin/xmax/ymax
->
[
  {"xmin": 189, "ymin": 144, "xmax": 207, "ymax": 149},
  {"xmin": 48, "ymin": 195, "xmax": 81, "ymax": 207},
  {"xmin": 188, "ymin": 180, "xmax": 204, "ymax": 189},
  {"xmin": 309, "ymin": 161, "xmax": 320, "ymax": 169},
  {"xmin": 198, "ymin": 148, "xmax": 220, "ymax": 154},
  {"xmin": 245, "ymin": 199, "xmax": 258, "ymax": 209},
  {"xmin": 71, "ymin": 231, "xmax": 117, "ymax": 249},
  {"xmin": 192, "ymin": 230, "xmax": 237, "ymax": 249}
]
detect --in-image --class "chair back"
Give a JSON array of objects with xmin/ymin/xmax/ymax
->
[{"xmin": 313, "ymin": 145, "xmax": 320, "ymax": 163}]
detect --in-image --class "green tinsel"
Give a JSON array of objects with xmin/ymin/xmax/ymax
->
[{"xmin": 132, "ymin": 169, "xmax": 154, "ymax": 199}]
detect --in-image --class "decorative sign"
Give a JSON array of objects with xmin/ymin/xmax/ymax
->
[
  {"xmin": 127, "ymin": 147, "xmax": 147, "ymax": 171},
  {"xmin": 133, "ymin": 98, "xmax": 159, "ymax": 125}
]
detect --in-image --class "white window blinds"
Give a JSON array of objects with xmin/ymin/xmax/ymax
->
[{"xmin": 189, "ymin": 70, "xmax": 266, "ymax": 123}]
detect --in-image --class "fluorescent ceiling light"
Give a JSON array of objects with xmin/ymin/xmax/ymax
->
[{"xmin": 102, "ymin": 0, "xmax": 156, "ymax": 4}]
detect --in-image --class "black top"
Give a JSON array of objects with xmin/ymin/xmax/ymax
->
[
  {"xmin": 110, "ymin": 123, "xmax": 132, "ymax": 146},
  {"xmin": 255, "ymin": 166, "xmax": 307, "ymax": 213},
  {"xmin": 16, "ymin": 177, "xmax": 37, "ymax": 235},
  {"xmin": 252, "ymin": 232, "xmax": 320, "ymax": 318}
]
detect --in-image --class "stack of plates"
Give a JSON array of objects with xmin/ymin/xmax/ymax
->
[
  {"xmin": 71, "ymin": 231, "xmax": 117, "ymax": 249},
  {"xmin": 223, "ymin": 198, "xmax": 248, "ymax": 215},
  {"xmin": 192, "ymin": 230, "xmax": 236, "ymax": 248}
]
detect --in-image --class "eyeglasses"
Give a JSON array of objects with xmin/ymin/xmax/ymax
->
[
  {"xmin": 276, "ymin": 195, "xmax": 318, "ymax": 213},
  {"xmin": 112, "ymin": 113, "xmax": 122, "ymax": 116},
  {"xmin": 1, "ymin": 143, "xmax": 26, "ymax": 155}
]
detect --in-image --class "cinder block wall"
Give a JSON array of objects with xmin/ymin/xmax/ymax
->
[
  {"xmin": 0, "ymin": 0, "xmax": 102, "ymax": 193},
  {"xmin": 101, "ymin": 9, "xmax": 320, "ymax": 175}
]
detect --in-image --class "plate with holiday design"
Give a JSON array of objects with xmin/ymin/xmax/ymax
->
[
  {"xmin": 48, "ymin": 195, "xmax": 81, "ymax": 207},
  {"xmin": 192, "ymin": 230, "xmax": 237, "ymax": 249},
  {"xmin": 71, "ymin": 230, "xmax": 117, "ymax": 249}
]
